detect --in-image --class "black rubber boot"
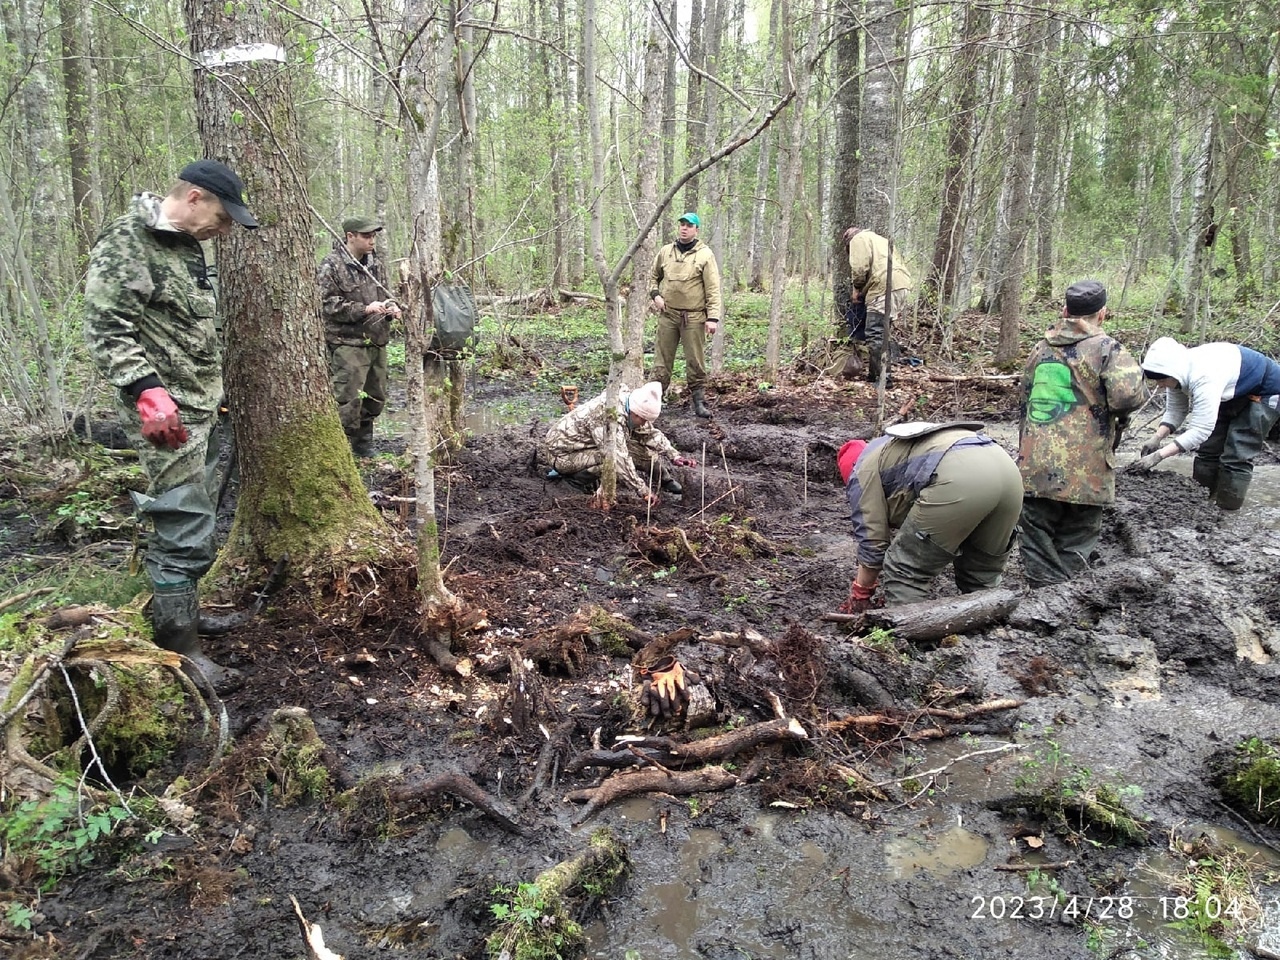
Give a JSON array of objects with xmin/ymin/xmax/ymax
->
[
  {"xmin": 690, "ymin": 387, "xmax": 711, "ymax": 419},
  {"xmin": 197, "ymin": 610, "xmax": 247, "ymax": 637},
  {"xmin": 152, "ymin": 581, "xmax": 242, "ymax": 692},
  {"xmin": 1191, "ymin": 457, "xmax": 1220, "ymax": 496},
  {"xmin": 658, "ymin": 463, "xmax": 683, "ymax": 495},
  {"xmin": 1214, "ymin": 470, "xmax": 1250, "ymax": 511},
  {"xmin": 954, "ymin": 543, "xmax": 1014, "ymax": 594},
  {"xmin": 350, "ymin": 422, "xmax": 375, "ymax": 458}
]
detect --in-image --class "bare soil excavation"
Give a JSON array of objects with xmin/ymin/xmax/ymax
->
[{"xmin": 3, "ymin": 361, "xmax": 1280, "ymax": 960}]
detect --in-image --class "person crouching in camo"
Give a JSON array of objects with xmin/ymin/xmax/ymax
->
[
  {"xmin": 648, "ymin": 212, "xmax": 722, "ymax": 418},
  {"xmin": 836, "ymin": 423, "xmax": 1023, "ymax": 612},
  {"xmin": 538, "ymin": 382, "xmax": 696, "ymax": 504},
  {"xmin": 318, "ymin": 216, "xmax": 401, "ymax": 457}
]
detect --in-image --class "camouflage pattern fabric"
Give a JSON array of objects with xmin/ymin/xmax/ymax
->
[
  {"xmin": 539, "ymin": 385, "xmax": 680, "ymax": 497},
  {"xmin": 848, "ymin": 230, "xmax": 913, "ymax": 305},
  {"xmin": 328, "ymin": 343, "xmax": 388, "ymax": 435},
  {"xmin": 317, "ymin": 242, "xmax": 393, "ymax": 347},
  {"xmin": 1017, "ymin": 314, "xmax": 1146, "ymax": 506},
  {"xmin": 84, "ymin": 194, "xmax": 222, "ymax": 414},
  {"xmin": 1018, "ymin": 497, "xmax": 1105, "ymax": 588}
]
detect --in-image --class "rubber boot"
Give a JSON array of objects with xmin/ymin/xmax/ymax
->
[
  {"xmin": 197, "ymin": 610, "xmax": 247, "ymax": 637},
  {"xmin": 882, "ymin": 524, "xmax": 957, "ymax": 607},
  {"xmin": 152, "ymin": 581, "xmax": 242, "ymax": 691},
  {"xmin": 690, "ymin": 386, "xmax": 711, "ymax": 419},
  {"xmin": 658, "ymin": 463, "xmax": 683, "ymax": 496},
  {"xmin": 954, "ymin": 542, "xmax": 1014, "ymax": 594},
  {"xmin": 350, "ymin": 421, "xmax": 375, "ymax": 458},
  {"xmin": 1191, "ymin": 457, "xmax": 1220, "ymax": 497},
  {"xmin": 1213, "ymin": 470, "xmax": 1251, "ymax": 512}
]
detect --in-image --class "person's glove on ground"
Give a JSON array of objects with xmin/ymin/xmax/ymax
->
[
  {"xmin": 838, "ymin": 581, "xmax": 879, "ymax": 614},
  {"xmin": 639, "ymin": 655, "xmax": 690, "ymax": 718},
  {"xmin": 137, "ymin": 387, "xmax": 188, "ymax": 449},
  {"xmin": 1139, "ymin": 437, "xmax": 1163, "ymax": 457},
  {"xmin": 673, "ymin": 457, "xmax": 697, "ymax": 468},
  {"xmin": 1126, "ymin": 451, "xmax": 1163, "ymax": 474}
]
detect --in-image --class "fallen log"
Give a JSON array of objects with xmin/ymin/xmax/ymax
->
[
  {"xmin": 566, "ymin": 717, "xmax": 807, "ymax": 773},
  {"xmin": 856, "ymin": 588, "xmax": 1021, "ymax": 643},
  {"xmin": 824, "ymin": 698, "xmax": 1022, "ymax": 735},
  {"xmin": 564, "ymin": 765, "xmax": 740, "ymax": 822},
  {"xmin": 386, "ymin": 771, "xmax": 525, "ymax": 835}
]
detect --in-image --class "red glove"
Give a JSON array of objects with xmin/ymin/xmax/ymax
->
[
  {"xmin": 838, "ymin": 581, "xmax": 878, "ymax": 614},
  {"xmin": 673, "ymin": 456, "xmax": 697, "ymax": 467},
  {"xmin": 136, "ymin": 387, "xmax": 188, "ymax": 449}
]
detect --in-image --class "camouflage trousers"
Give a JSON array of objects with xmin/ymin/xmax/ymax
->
[
  {"xmin": 538, "ymin": 438, "xmax": 666, "ymax": 492},
  {"xmin": 328, "ymin": 343, "xmax": 388, "ymax": 437},
  {"xmin": 1017, "ymin": 497, "xmax": 1105, "ymax": 589},
  {"xmin": 117, "ymin": 399, "xmax": 221, "ymax": 584},
  {"xmin": 650, "ymin": 307, "xmax": 708, "ymax": 391}
]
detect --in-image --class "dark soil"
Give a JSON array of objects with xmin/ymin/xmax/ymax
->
[{"xmin": 4, "ymin": 363, "xmax": 1280, "ymax": 960}]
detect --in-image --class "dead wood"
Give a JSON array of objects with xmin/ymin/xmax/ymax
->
[
  {"xmin": 517, "ymin": 719, "xmax": 575, "ymax": 807},
  {"xmin": 824, "ymin": 698, "xmax": 1022, "ymax": 736},
  {"xmin": 567, "ymin": 717, "xmax": 807, "ymax": 773},
  {"xmin": 386, "ymin": 770, "xmax": 525, "ymax": 834},
  {"xmin": 993, "ymin": 861, "xmax": 1075, "ymax": 873},
  {"xmin": 859, "ymin": 589, "xmax": 1021, "ymax": 643},
  {"xmin": 0, "ymin": 586, "xmax": 55, "ymax": 614},
  {"xmin": 564, "ymin": 765, "xmax": 741, "ymax": 822},
  {"xmin": 290, "ymin": 895, "xmax": 344, "ymax": 960}
]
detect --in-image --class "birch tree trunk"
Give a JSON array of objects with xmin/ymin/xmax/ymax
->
[
  {"xmin": 1180, "ymin": 117, "xmax": 1215, "ymax": 336},
  {"xmin": 856, "ymin": 0, "xmax": 904, "ymax": 233},
  {"xmin": 183, "ymin": 0, "xmax": 385, "ymax": 575}
]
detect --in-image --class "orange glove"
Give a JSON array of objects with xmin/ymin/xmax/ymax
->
[
  {"xmin": 136, "ymin": 387, "xmax": 188, "ymax": 449},
  {"xmin": 639, "ymin": 655, "xmax": 690, "ymax": 718}
]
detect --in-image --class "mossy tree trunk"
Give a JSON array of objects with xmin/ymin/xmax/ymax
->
[{"xmin": 183, "ymin": 0, "xmax": 386, "ymax": 572}]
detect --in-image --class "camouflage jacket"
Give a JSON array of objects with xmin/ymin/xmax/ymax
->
[
  {"xmin": 845, "ymin": 427, "xmax": 996, "ymax": 570},
  {"xmin": 848, "ymin": 230, "xmax": 913, "ymax": 303},
  {"xmin": 542, "ymin": 384, "xmax": 680, "ymax": 496},
  {"xmin": 84, "ymin": 194, "xmax": 222, "ymax": 415},
  {"xmin": 317, "ymin": 241, "xmax": 393, "ymax": 347},
  {"xmin": 650, "ymin": 240, "xmax": 723, "ymax": 321},
  {"xmin": 1018, "ymin": 315, "xmax": 1146, "ymax": 505}
]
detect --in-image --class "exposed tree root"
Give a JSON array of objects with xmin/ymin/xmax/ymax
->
[
  {"xmin": 566, "ymin": 717, "xmax": 807, "ymax": 774},
  {"xmin": 517, "ymin": 719, "xmax": 575, "ymax": 807},
  {"xmin": 564, "ymin": 764, "xmax": 742, "ymax": 823},
  {"xmin": 824, "ymin": 698, "xmax": 1022, "ymax": 738},
  {"xmin": 385, "ymin": 770, "xmax": 526, "ymax": 834}
]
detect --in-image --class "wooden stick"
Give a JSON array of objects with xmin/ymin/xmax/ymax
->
[
  {"xmin": 993, "ymin": 861, "xmax": 1076, "ymax": 873},
  {"xmin": 719, "ymin": 443, "xmax": 736, "ymax": 504}
]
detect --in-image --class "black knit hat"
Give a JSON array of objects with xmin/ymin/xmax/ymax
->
[{"xmin": 1064, "ymin": 279, "xmax": 1106, "ymax": 316}]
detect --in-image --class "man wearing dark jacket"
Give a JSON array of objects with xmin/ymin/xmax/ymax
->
[{"xmin": 318, "ymin": 216, "xmax": 401, "ymax": 456}]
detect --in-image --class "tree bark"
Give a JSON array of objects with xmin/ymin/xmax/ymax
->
[
  {"xmin": 829, "ymin": 3, "xmax": 859, "ymax": 324},
  {"xmin": 185, "ymin": 0, "xmax": 386, "ymax": 575},
  {"xmin": 857, "ymin": 588, "xmax": 1021, "ymax": 644},
  {"xmin": 856, "ymin": 0, "xmax": 904, "ymax": 233}
]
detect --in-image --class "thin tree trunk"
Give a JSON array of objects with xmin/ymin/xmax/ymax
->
[
  {"xmin": 59, "ymin": 0, "xmax": 97, "ymax": 263},
  {"xmin": 856, "ymin": 0, "xmax": 904, "ymax": 232},
  {"xmin": 1180, "ymin": 116, "xmax": 1215, "ymax": 336},
  {"xmin": 683, "ymin": 0, "xmax": 705, "ymax": 212},
  {"xmin": 830, "ymin": 3, "xmax": 860, "ymax": 322},
  {"xmin": 996, "ymin": 13, "xmax": 1046, "ymax": 366},
  {"xmin": 1032, "ymin": 20, "xmax": 1065, "ymax": 303}
]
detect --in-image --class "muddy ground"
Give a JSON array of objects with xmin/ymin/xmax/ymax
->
[{"xmin": 3, "ymin": 358, "xmax": 1280, "ymax": 960}]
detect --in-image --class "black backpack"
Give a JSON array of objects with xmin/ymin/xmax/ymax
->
[{"xmin": 430, "ymin": 283, "xmax": 478, "ymax": 357}]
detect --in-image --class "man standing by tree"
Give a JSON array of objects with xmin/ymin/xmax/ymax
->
[
  {"xmin": 318, "ymin": 216, "xmax": 402, "ymax": 456},
  {"xmin": 844, "ymin": 226, "xmax": 913, "ymax": 384},
  {"xmin": 84, "ymin": 159, "xmax": 258, "ymax": 688},
  {"xmin": 649, "ymin": 212, "xmax": 723, "ymax": 418},
  {"xmin": 1017, "ymin": 280, "xmax": 1146, "ymax": 587}
]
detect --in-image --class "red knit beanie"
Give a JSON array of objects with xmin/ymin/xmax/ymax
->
[{"xmin": 837, "ymin": 439, "xmax": 867, "ymax": 484}]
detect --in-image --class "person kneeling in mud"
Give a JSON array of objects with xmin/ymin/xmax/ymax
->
[
  {"xmin": 836, "ymin": 422, "xmax": 1023, "ymax": 612},
  {"xmin": 539, "ymin": 381, "xmax": 695, "ymax": 504}
]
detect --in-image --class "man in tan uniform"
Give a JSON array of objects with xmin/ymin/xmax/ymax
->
[
  {"xmin": 845, "ymin": 227, "xmax": 913, "ymax": 384},
  {"xmin": 649, "ymin": 212, "xmax": 723, "ymax": 418}
]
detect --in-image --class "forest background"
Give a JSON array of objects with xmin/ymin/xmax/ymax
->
[{"xmin": 1, "ymin": 0, "xmax": 1279, "ymax": 436}]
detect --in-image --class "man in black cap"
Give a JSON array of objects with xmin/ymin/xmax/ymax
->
[
  {"xmin": 84, "ymin": 159, "xmax": 258, "ymax": 689},
  {"xmin": 1016, "ymin": 279, "xmax": 1145, "ymax": 587},
  {"xmin": 317, "ymin": 215, "xmax": 401, "ymax": 456}
]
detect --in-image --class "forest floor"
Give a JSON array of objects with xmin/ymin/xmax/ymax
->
[{"xmin": 3, "ymin": 320, "xmax": 1280, "ymax": 960}]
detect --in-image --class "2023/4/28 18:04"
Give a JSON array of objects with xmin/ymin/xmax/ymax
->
[{"xmin": 971, "ymin": 894, "xmax": 1259, "ymax": 922}]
